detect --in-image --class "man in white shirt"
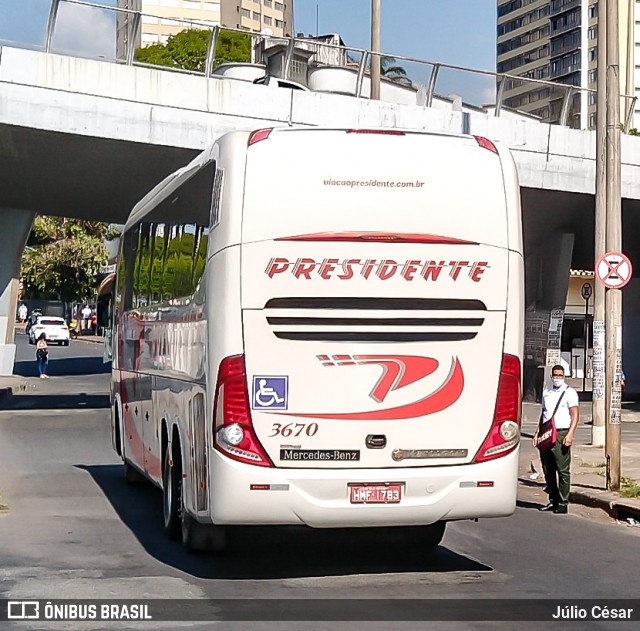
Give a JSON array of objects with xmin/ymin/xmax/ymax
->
[
  {"xmin": 81, "ymin": 305, "xmax": 92, "ymax": 331},
  {"xmin": 534, "ymin": 364, "xmax": 579, "ymax": 514}
]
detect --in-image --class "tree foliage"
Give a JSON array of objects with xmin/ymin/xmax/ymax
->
[
  {"xmin": 21, "ymin": 217, "xmax": 113, "ymax": 302},
  {"xmin": 134, "ymin": 28, "xmax": 251, "ymax": 72},
  {"xmin": 380, "ymin": 56, "xmax": 411, "ymax": 86}
]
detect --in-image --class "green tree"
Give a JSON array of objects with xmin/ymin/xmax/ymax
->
[
  {"xmin": 380, "ymin": 56, "xmax": 411, "ymax": 86},
  {"xmin": 134, "ymin": 28, "xmax": 251, "ymax": 72},
  {"xmin": 20, "ymin": 217, "xmax": 111, "ymax": 302}
]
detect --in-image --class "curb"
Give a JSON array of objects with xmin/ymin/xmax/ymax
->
[
  {"xmin": 73, "ymin": 337, "xmax": 104, "ymax": 345},
  {"xmin": 518, "ymin": 476, "xmax": 640, "ymax": 521},
  {"xmin": 0, "ymin": 380, "xmax": 27, "ymax": 406}
]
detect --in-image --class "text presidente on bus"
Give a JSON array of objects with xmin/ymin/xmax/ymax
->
[{"xmin": 265, "ymin": 258, "xmax": 490, "ymax": 282}]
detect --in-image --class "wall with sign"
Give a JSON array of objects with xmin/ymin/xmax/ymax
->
[
  {"xmin": 565, "ymin": 276, "xmax": 595, "ymax": 316},
  {"xmin": 524, "ymin": 309, "xmax": 549, "ymax": 367}
]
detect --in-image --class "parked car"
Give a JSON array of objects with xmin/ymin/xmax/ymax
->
[{"xmin": 29, "ymin": 316, "xmax": 70, "ymax": 346}]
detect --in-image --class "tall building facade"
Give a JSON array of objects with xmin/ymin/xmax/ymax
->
[
  {"xmin": 497, "ymin": 0, "xmax": 636, "ymax": 130},
  {"xmin": 118, "ymin": 1, "xmax": 292, "ymax": 50}
]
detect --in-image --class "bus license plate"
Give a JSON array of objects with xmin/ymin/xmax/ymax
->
[{"xmin": 349, "ymin": 484, "xmax": 402, "ymax": 504}]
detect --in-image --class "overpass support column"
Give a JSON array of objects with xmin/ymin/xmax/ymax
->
[
  {"xmin": 524, "ymin": 233, "xmax": 575, "ymax": 401},
  {"xmin": 0, "ymin": 209, "xmax": 35, "ymax": 375}
]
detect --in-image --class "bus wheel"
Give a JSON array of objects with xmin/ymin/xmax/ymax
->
[
  {"xmin": 162, "ymin": 449, "xmax": 181, "ymax": 541},
  {"xmin": 123, "ymin": 460, "xmax": 145, "ymax": 485},
  {"xmin": 424, "ymin": 521, "xmax": 446, "ymax": 549}
]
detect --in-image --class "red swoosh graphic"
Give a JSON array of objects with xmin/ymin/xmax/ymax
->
[
  {"xmin": 354, "ymin": 355, "xmax": 439, "ymax": 402},
  {"xmin": 282, "ymin": 358, "xmax": 464, "ymax": 420}
]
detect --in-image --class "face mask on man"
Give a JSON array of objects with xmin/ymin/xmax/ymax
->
[{"xmin": 552, "ymin": 377, "xmax": 564, "ymax": 388}]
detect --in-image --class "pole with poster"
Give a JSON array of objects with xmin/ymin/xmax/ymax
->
[
  {"xmin": 581, "ymin": 282, "xmax": 593, "ymax": 393},
  {"xmin": 596, "ymin": 251, "xmax": 632, "ymax": 491}
]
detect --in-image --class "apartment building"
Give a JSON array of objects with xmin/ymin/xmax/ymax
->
[
  {"xmin": 117, "ymin": 0, "xmax": 292, "ymax": 54},
  {"xmin": 497, "ymin": 0, "xmax": 636, "ymax": 130}
]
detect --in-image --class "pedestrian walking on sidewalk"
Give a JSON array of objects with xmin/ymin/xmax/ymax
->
[
  {"xmin": 18, "ymin": 303, "xmax": 27, "ymax": 323},
  {"xmin": 35, "ymin": 333, "xmax": 49, "ymax": 379},
  {"xmin": 534, "ymin": 364, "xmax": 579, "ymax": 514}
]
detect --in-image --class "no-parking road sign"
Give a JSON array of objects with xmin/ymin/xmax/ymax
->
[{"xmin": 596, "ymin": 251, "xmax": 633, "ymax": 289}]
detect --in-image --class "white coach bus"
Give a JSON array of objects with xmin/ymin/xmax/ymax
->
[{"xmin": 110, "ymin": 127, "xmax": 524, "ymax": 552}]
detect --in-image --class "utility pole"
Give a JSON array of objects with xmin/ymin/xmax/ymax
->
[
  {"xmin": 605, "ymin": 0, "xmax": 623, "ymax": 491},
  {"xmin": 592, "ymin": 0, "xmax": 608, "ymax": 448},
  {"xmin": 371, "ymin": 0, "xmax": 381, "ymax": 100}
]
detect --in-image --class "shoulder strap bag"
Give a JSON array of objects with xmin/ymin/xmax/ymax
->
[{"xmin": 534, "ymin": 391, "xmax": 566, "ymax": 451}]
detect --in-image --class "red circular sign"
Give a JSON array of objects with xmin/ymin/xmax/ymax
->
[{"xmin": 596, "ymin": 251, "xmax": 633, "ymax": 289}]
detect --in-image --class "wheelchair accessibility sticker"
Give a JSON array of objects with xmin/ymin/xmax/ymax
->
[{"xmin": 252, "ymin": 376, "xmax": 288, "ymax": 410}]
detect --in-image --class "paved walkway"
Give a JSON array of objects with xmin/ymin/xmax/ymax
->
[{"xmin": 521, "ymin": 401, "xmax": 640, "ymax": 521}]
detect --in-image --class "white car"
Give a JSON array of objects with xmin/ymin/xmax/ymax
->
[{"xmin": 29, "ymin": 316, "xmax": 71, "ymax": 346}]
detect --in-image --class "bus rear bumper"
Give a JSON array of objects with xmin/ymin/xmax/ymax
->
[{"xmin": 208, "ymin": 448, "xmax": 519, "ymax": 527}]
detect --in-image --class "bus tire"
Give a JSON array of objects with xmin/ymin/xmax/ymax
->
[
  {"xmin": 181, "ymin": 511, "xmax": 215, "ymax": 553},
  {"xmin": 162, "ymin": 449, "xmax": 181, "ymax": 541},
  {"xmin": 423, "ymin": 521, "xmax": 446, "ymax": 549},
  {"xmin": 123, "ymin": 460, "xmax": 145, "ymax": 485}
]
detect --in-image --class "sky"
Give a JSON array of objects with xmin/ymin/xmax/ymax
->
[{"xmin": 0, "ymin": 0, "xmax": 497, "ymax": 103}]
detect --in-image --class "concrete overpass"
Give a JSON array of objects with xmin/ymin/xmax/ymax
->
[{"xmin": 2, "ymin": 45, "xmax": 640, "ymax": 386}]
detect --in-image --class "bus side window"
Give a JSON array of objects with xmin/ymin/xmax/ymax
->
[
  {"xmin": 210, "ymin": 167, "xmax": 224, "ymax": 230},
  {"xmin": 117, "ymin": 228, "xmax": 137, "ymax": 314},
  {"xmin": 133, "ymin": 223, "xmax": 152, "ymax": 309}
]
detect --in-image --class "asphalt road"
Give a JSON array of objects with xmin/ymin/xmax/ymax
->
[{"xmin": 1, "ymin": 334, "xmax": 640, "ymax": 630}]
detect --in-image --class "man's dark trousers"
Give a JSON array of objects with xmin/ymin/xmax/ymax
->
[{"xmin": 540, "ymin": 429, "xmax": 571, "ymax": 507}]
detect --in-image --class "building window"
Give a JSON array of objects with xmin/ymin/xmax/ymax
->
[
  {"xmin": 588, "ymin": 91, "xmax": 597, "ymax": 106},
  {"xmin": 275, "ymin": 1, "xmax": 284, "ymax": 10},
  {"xmin": 253, "ymin": 11, "xmax": 260, "ymax": 20},
  {"xmin": 275, "ymin": 19, "xmax": 284, "ymax": 28},
  {"xmin": 263, "ymin": 15, "xmax": 272, "ymax": 25},
  {"xmin": 264, "ymin": 0, "xmax": 272, "ymax": 7},
  {"xmin": 496, "ymin": 43, "xmax": 549, "ymax": 73},
  {"xmin": 241, "ymin": 8, "xmax": 250, "ymax": 18},
  {"xmin": 588, "ymin": 3, "xmax": 598, "ymax": 19},
  {"xmin": 589, "ymin": 69, "xmax": 597, "ymax": 83},
  {"xmin": 589, "ymin": 46, "xmax": 597, "ymax": 61},
  {"xmin": 588, "ymin": 25, "xmax": 597, "ymax": 39}
]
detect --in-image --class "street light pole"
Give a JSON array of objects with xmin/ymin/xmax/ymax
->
[
  {"xmin": 592, "ymin": 0, "xmax": 608, "ymax": 448},
  {"xmin": 371, "ymin": 0, "xmax": 381, "ymax": 100},
  {"xmin": 604, "ymin": 0, "xmax": 623, "ymax": 491}
]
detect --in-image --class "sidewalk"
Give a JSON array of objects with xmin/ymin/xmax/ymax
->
[
  {"xmin": 0, "ymin": 375, "xmax": 27, "ymax": 403},
  {"xmin": 73, "ymin": 333, "xmax": 104, "ymax": 345},
  {"xmin": 521, "ymin": 401, "xmax": 640, "ymax": 522}
]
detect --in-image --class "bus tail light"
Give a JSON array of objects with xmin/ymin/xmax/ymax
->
[
  {"xmin": 248, "ymin": 128, "xmax": 273, "ymax": 146},
  {"xmin": 213, "ymin": 354, "xmax": 273, "ymax": 467},
  {"xmin": 346, "ymin": 129, "xmax": 406, "ymax": 135},
  {"xmin": 474, "ymin": 135, "xmax": 498, "ymax": 154},
  {"xmin": 472, "ymin": 354, "xmax": 521, "ymax": 463}
]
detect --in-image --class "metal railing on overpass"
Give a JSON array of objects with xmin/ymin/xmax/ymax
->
[{"xmin": 3, "ymin": 0, "xmax": 636, "ymax": 133}]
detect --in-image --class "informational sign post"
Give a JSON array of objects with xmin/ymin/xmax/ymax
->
[{"xmin": 581, "ymin": 283, "xmax": 592, "ymax": 392}]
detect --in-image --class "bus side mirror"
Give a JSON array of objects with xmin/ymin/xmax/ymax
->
[{"xmin": 97, "ymin": 300, "xmax": 111, "ymax": 328}]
